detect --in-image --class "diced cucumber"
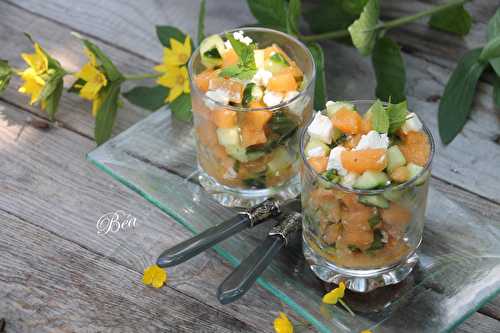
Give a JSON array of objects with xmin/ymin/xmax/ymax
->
[
  {"xmin": 353, "ymin": 171, "xmax": 389, "ymax": 189},
  {"xmin": 200, "ymin": 35, "xmax": 225, "ymax": 68},
  {"xmin": 326, "ymin": 101, "xmax": 354, "ymax": 118},
  {"xmin": 242, "ymin": 83, "xmax": 264, "ymax": 106},
  {"xmin": 305, "ymin": 139, "xmax": 330, "ymax": 157},
  {"xmin": 216, "ymin": 127, "xmax": 240, "ymax": 146},
  {"xmin": 267, "ymin": 147, "xmax": 293, "ymax": 174},
  {"xmin": 383, "ymin": 189, "xmax": 403, "ymax": 202},
  {"xmin": 331, "ymin": 127, "xmax": 344, "ymax": 142},
  {"xmin": 340, "ymin": 172, "xmax": 358, "ymax": 188},
  {"xmin": 387, "ymin": 146, "xmax": 406, "ymax": 172},
  {"xmin": 407, "ymin": 163, "xmax": 427, "ymax": 185},
  {"xmin": 247, "ymin": 151, "xmax": 265, "ymax": 161},
  {"xmin": 265, "ymin": 53, "xmax": 289, "ymax": 73},
  {"xmin": 225, "ymin": 144, "xmax": 248, "ymax": 162},
  {"xmin": 254, "ymin": 49, "xmax": 265, "ymax": 69},
  {"xmin": 358, "ymin": 195, "xmax": 389, "ymax": 208}
]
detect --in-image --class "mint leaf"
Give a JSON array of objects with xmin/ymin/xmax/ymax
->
[
  {"xmin": 270, "ymin": 53, "xmax": 289, "ymax": 66},
  {"xmin": 305, "ymin": 0, "xmax": 359, "ymax": 35},
  {"xmin": 220, "ymin": 65, "xmax": 243, "ymax": 78},
  {"xmin": 438, "ymin": 48, "xmax": 488, "ymax": 144},
  {"xmin": 156, "ymin": 26, "xmax": 186, "ymax": 48},
  {"xmin": 487, "ymin": 9, "xmax": 500, "ymax": 75},
  {"xmin": 429, "ymin": 5, "xmax": 471, "ymax": 36},
  {"xmin": 387, "ymin": 100, "xmax": 408, "ymax": 134},
  {"xmin": 226, "ymin": 33, "xmax": 255, "ymax": 68},
  {"xmin": 370, "ymin": 99, "xmax": 389, "ymax": 133},
  {"xmin": 170, "ymin": 93, "xmax": 192, "ymax": 122},
  {"xmin": 348, "ymin": 0, "xmax": 380, "ymax": 56},
  {"xmin": 123, "ymin": 85, "xmax": 169, "ymax": 111},
  {"xmin": 286, "ymin": 0, "xmax": 301, "ymax": 35},
  {"xmin": 0, "ymin": 59, "xmax": 12, "ymax": 94},
  {"xmin": 247, "ymin": 0, "xmax": 288, "ymax": 30},
  {"xmin": 197, "ymin": 0, "xmax": 206, "ymax": 46},
  {"xmin": 307, "ymin": 43, "xmax": 327, "ymax": 110},
  {"xmin": 479, "ymin": 36, "xmax": 500, "ymax": 62},
  {"xmin": 372, "ymin": 37, "xmax": 406, "ymax": 103},
  {"xmin": 341, "ymin": 0, "xmax": 369, "ymax": 15}
]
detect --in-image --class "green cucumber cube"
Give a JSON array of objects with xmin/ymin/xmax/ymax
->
[
  {"xmin": 353, "ymin": 171, "xmax": 389, "ymax": 189},
  {"xmin": 387, "ymin": 145, "xmax": 406, "ymax": 172}
]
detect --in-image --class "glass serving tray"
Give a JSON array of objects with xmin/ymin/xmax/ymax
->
[{"xmin": 87, "ymin": 108, "xmax": 500, "ymax": 333}]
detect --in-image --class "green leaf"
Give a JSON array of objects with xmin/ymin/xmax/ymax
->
[
  {"xmin": 219, "ymin": 65, "xmax": 256, "ymax": 80},
  {"xmin": 487, "ymin": 9, "xmax": 500, "ymax": 75},
  {"xmin": 371, "ymin": 37, "xmax": 406, "ymax": 103},
  {"xmin": 286, "ymin": 0, "xmax": 301, "ymax": 35},
  {"xmin": 95, "ymin": 83, "xmax": 121, "ymax": 145},
  {"xmin": 122, "ymin": 85, "xmax": 169, "ymax": 111},
  {"xmin": 247, "ymin": 0, "xmax": 288, "ymax": 30},
  {"xmin": 0, "ymin": 59, "xmax": 12, "ymax": 94},
  {"xmin": 77, "ymin": 36, "xmax": 123, "ymax": 82},
  {"xmin": 341, "ymin": 0, "xmax": 369, "ymax": 15},
  {"xmin": 197, "ymin": 0, "xmax": 206, "ymax": 46},
  {"xmin": 348, "ymin": 0, "xmax": 380, "ymax": 56},
  {"xmin": 370, "ymin": 99, "xmax": 389, "ymax": 133},
  {"xmin": 493, "ymin": 76, "xmax": 500, "ymax": 108},
  {"xmin": 40, "ymin": 69, "xmax": 66, "ymax": 102},
  {"xmin": 429, "ymin": 5, "xmax": 471, "ymax": 36},
  {"xmin": 156, "ymin": 26, "xmax": 187, "ymax": 48},
  {"xmin": 170, "ymin": 93, "xmax": 192, "ymax": 122},
  {"xmin": 479, "ymin": 36, "xmax": 500, "ymax": 62},
  {"xmin": 307, "ymin": 43, "xmax": 327, "ymax": 110},
  {"xmin": 226, "ymin": 33, "xmax": 255, "ymax": 68},
  {"xmin": 438, "ymin": 48, "xmax": 488, "ymax": 144},
  {"xmin": 304, "ymin": 0, "xmax": 358, "ymax": 35},
  {"xmin": 44, "ymin": 78, "xmax": 64, "ymax": 121},
  {"xmin": 387, "ymin": 100, "xmax": 408, "ymax": 133}
]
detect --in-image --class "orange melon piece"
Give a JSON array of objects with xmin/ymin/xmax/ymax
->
[
  {"xmin": 344, "ymin": 134, "xmax": 362, "ymax": 149},
  {"xmin": 360, "ymin": 118, "xmax": 372, "ymax": 134},
  {"xmin": 310, "ymin": 188, "xmax": 337, "ymax": 205},
  {"xmin": 267, "ymin": 72, "xmax": 297, "ymax": 92},
  {"xmin": 240, "ymin": 110, "xmax": 272, "ymax": 130},
  {"xmin": 211, "ymin": 108, "xmax": 237, "ymax": 128},
  {"xmin": 222, "ymin": 49, "xmax": 239, "ymax": 68},
  {"xmin": 322, "ymin": 224, "xmax": 341, "ymax": 245},
  {"xmin": 196, "ymin": 121, "xmax": 218, "ymax": 147},
  {"xmin": 381, "ymin": 203, "xmax": 412, "ymax": 239},
  {"xmin": 248, "ymin": 100, "xmax": 266, "ymax": 109},
  {"xmin": 341, "ymin": 210, "xmax": 374, "ymax": 250},
  {"xmin": 341, "ymin": 149, "xmax": 387, "ymax": 173},
  {"xmin": 308, "ymin": 156, "xmax": 328, "ymax": 173},
  {"xmin": 194, "ymin": 68, "xmax": 216, "ymax": 92},
  {"xmin": 241, "ymin": 126, "xmax": 267, "ymax": 147},
  {"xmin": 331, "ymin": 108, "xmax": 362, "ymax": 134},
  {"xmin": 340, "ymin": 193, "xmax": 373, "ymax": 213},
  {"xmin": 390, "ymin": 166, "xmax": 410, "ymax": 183},
  {"xmin": 398, "ymin": 131, "xmax": 430, "ymax": 166},
  {"xmin": 208, "ymin": 77, "xmax": 244, "ymax": 103}
]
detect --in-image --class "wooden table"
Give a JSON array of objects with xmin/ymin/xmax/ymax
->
[{"xmin": 0, "ymin": 1, "xmax": 498, "ymax": 332}]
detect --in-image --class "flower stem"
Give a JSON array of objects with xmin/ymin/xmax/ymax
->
[
  {"xmin": 299, "ymin": 0, "xmax": 469, "ymax": 43},
  {"xmin": 124, "ymin": 72, "xmax": 162, "ymax": 81},
  {"xmin": 338, "ymin": 299, "xmax": 355, "ymax": 317}
]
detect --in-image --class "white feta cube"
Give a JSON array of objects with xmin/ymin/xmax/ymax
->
[
  {"xmin": 340, "ymin": 172, "xmax": 359, "ymax": 188},
  {"xmin": 252, "ymin": 69, "xmax": 273, "ymax": 86},
  {"xmin": 254, "ymin": 49, "xmax": 265, "ymax": 69},
  {"xmin": 206, "ymin": 89, "xmax": 230, "ymax": 106},
  {"xmin": 224, "ymin": 40, "xmax": 233, "ymax": 50},
  {"xmin": 233, "ymin": 30, "xmax": 253, "ymax": 45},
  {"xmin": 327, "ymin": 146, "xmax": 348, "ymax": 176},
  {"xmin": 307, "ymin": 112, "xmax": 334, "ymax": 144},
  {"xmin": 241, "ymin": 36, "xmax": 253, "ymax": 45},
  {"xmin": 307, "ymin": 146, "xmax": 327, "ymax": 158},
  {"xmin": 284, "ymin": 90, "xmax": 299, "ymax": 102},
  {"xmin": 354, "ymin": 130, "xmax": 389, "ymax": 151},
  {"xmin": 263, "ymin": 91, "xmax": 284, "ymax": 107},
  {"xmin": 401, "ymin": 112, "xmax": 423, "ymax": 133},
  {"xmin": 326, "ymin": 101, "xmax": 354, "ymax": 117}
]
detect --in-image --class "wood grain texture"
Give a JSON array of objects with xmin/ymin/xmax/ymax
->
[
  {"xmin": 2, "ymin": 0, "xmax": 499, "ymax": 204},
  {"xmin": 0, "ymin": 209, "xmax": 256, "ymax": 333},
  {"xmin": 0, "ymin": 101, "xmax": 284, "ymax": 332},
  {"xmin": 454, "ymin": 311, "xmax": 500, "ymax": 333}
]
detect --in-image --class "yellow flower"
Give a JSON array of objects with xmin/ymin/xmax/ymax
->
[
  {"xmin": 361, "ymin": 330, "xmax": 373, "ymax": 333},
  {"xmin": 273, "ymin": 312, "xmax": 293, "ymax": 333},
  {"xmin": 156, "ymin": 66, "xmax": 190, "ymax": 102},
  {"xmin": 142, "ymin": 264, "xmax": 167, "ymax": 288},
  {"xmin": 322, "ymin": 282, "xmax": 346, "ymax": 305},
  {"xmin": 18, "ymin": 67, "xmax": 45, "ymax": 105},
  {"xmin": 20, "ymin": 43, "xmax": 48, "ymax": 75},
  {"xmin": 155, "ymin": 36, "xmax": 191, "ymax": 69},
  {"xmin": 75, "ymin": 48, "xmax": 107, "ymax": 101}
]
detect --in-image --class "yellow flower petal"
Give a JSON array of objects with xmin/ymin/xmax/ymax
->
[
  {"xmin": 143, "ymin": 265, "xmax": 168, "ymax": 288},
  {"xmin": 167, "ymin": 85, "xmax": 183, "ymax": 102},
  {"xmin": 360, "ymin": 330, "xmax": 373, "ymax": 333},
  {"xmin": 142, "ymin": 265, "xmax": 155, "ymax": 285},
  {"xmin": 76, "ymin": 63, "xmax": 107, "ymax": 101},
  {"xmin": 18, "ymin": 68, "xmax": 45, "ymax": 105},
  {"xmin": 84, "ymin": 47, "xmax": 98, "ymax": 67},
  {"xmin": 273, "ymin": 312, "xmax": 293, "ymax": 333},
  {"xmin": 21, "ymin": 43, "xmax": 48, "ymax": 75},
  {"xmin": 322, "ymin": 282, "xmax": 346, "ymax": 305}
]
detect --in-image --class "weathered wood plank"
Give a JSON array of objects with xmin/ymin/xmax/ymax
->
[
  {"xmin": 0, "ymin": 101, "xmax": 284, "ymax": 332},
  {"xmin": 0, "ymin": 209, "xmax": 255, "ymax": 333},
  {"xmin": 1, "ymin": 1, "xmax": 499, "ymax": 204},
  {"xmin": 479, "ymin": 295, "xmax": 500, "ymax": 321},
  {"xmin": 454, "ymin": 311, "xmax": 500, "ymax": 333}
]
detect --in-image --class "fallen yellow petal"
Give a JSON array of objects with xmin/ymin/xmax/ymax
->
[{"xmin": 273, "ymin": 312, "xmax": 293, "ymax": 333}]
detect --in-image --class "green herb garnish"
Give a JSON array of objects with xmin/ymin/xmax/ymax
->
[
  {"xmin": 387, "ymin": 100, "xmax": 408, "ymax": 133},
  {"xmin": 242, "ymin": 82, "xmax": 256, "ymax": 106},
  {"xmin": 203, "ymin": 47, "xmax": 221, "ymax": 59},
  {"xmin": 348, "ymin": 244, "xmax": 361, "ymax": 253},
  {"xmin": 270, "ymin": 52, "xmax": 289, "ymax": 66},
  {"xmin": 218, "ymin": 33, "xmax": 257, "ymax": 80},
  {"xmin": 368, "ymin": 214, "xmax": 381, "ymax": 229},
  {"xmin": 322, "ymin": 169, "xmax": 340, "ymax": 183},
  {"xmin": 367, "ymin": 229, "xmax": 385, "ymax": 251}
]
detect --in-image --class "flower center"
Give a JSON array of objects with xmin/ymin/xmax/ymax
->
[
  {"xmin": 177, "ymin": 53, "xmax": 188, "ymax": 64},
  {"xmin": 176, "ymin": 74, "xmax": 185, "ymax": 85}
]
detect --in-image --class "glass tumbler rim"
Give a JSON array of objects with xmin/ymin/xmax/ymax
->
[
  {"xmin": 299, "ymin": 99, "xmax": 436, "ymax": 195},
  {"xmin": 187, "ymin": 27, "xmax": 316, "ymax": 113}
]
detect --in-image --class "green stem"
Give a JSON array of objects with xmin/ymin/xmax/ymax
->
[
  {"xmin": 299, "ymin": 0, "xmax": 469, "ymax": 43},
  {"xmin": 124, "ymin": 72, "xmax": 162, "ymax": 81},
  {"xmin": 338, "ymin": 299, "xmax": 355, "ymax": 317}
]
